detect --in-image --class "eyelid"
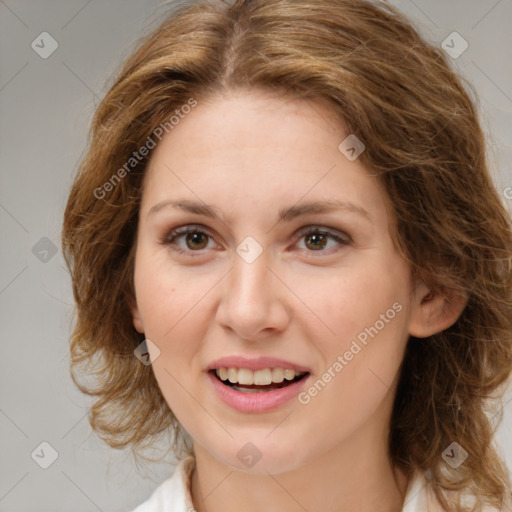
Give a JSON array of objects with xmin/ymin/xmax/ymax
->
[
  {"xmin": 295, "ymin": 225, "xmax": 352, "ymax": 244},
  {"xmin": 162, "ymin": 223, "xmax": 213, "ymax": 241},
  {"xmin": 161, "ymin": 224, "xmax": 219, "ymax": 251}
]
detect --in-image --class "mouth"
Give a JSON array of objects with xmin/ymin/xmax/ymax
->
[
  {"xmin": 209, "ymin": 367, "xmax": 310, "ymax": 393},
  {"xmin": 206, "ymin": 356, "xmax": 312, "ymax": 412}
]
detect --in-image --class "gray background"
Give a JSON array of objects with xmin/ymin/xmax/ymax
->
[{"xmin": 1, "ymin": 0, "xmax": 511, "ymax": 511}]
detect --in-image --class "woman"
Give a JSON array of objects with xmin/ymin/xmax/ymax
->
[{"xmin": 61, "ymin": 0, "xmax": 512, "ymax": 510}]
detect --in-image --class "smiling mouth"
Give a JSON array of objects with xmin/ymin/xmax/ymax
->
[{"xmin": 210, "ymin": 368, "xmax": 310, "ymax": 393}]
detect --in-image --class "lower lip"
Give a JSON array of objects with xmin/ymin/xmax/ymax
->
[{"xmin": 207, "ymin": 371, "xmax": 310, "ymax": 413}]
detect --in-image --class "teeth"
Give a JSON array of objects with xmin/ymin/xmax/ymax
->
[
  {"xmin": 254, "ymin": 369, "xmax": 272, "ymax": 385},
  {"xmin": 284, "ymin": 369, "xmax": 296, "ymax": 381},
  {"xmin": 227, "ymin": 368, "xmax": 238, "ymax": 384},
  {"xmin": 271, "ymin": 368, "xmax": 284, "ymax": 383},
  {"xmin": 238, "ymin": 368, "xmax": 254, "ymax": 385},
  {"xmin": 215, "ymin": 367, "xmax": 305, "ymax": 385}
]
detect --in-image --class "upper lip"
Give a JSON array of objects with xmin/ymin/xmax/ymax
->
[{"xmin": 206, "ymin": 356, "xmax": 311, "ymax": 373}]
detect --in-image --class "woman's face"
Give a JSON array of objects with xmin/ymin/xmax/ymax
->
[{"xmin": 131, "ymin": 88, "xmax": 425, "ymax": 473}]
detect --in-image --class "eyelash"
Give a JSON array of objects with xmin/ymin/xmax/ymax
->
[{"xmin": 160, "ymin": 224, "xmax": 351, "ymax": 257}]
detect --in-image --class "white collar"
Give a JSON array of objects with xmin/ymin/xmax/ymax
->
[
  {"xmin": 130, "ymin": 456, "xmax": 456, "ymax": 512},
  {"xmin": 401, "ymin": 470, "xmax": 444, "ymax": 511}
]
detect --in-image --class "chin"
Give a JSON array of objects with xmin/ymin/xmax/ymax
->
[{"xmin": 204, "ymin": 437, "xmax": 315, "ymax": 476}]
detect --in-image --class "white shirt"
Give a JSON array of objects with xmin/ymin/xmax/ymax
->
[{"xmin": 130, "ymin": 455, "xmax": 466, "ymax": 512}]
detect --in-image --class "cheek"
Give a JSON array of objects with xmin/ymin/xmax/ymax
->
[
  {"xmin": 134, "ymin": 249, "xmax": 216, "ymax": 339},
  {"xmin": 302, "ymin": 259, "xmax": 410, "ymax": 353},
  {"xmin": 296, "ymin": 311, "xmax": 408, "ymax": 451},
  {"xmin": 305, "ymin": 266, "xmax": 410, "ymax": 417},
  {"xmin": 133, "ymin": 255, "xmax": 222, "ymax": 410},
  {"xmin": 298, "ymin": 258, "xmax": 411, "ymax": 412}
]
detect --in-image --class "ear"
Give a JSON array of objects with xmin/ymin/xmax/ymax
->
[
  {"xmin": 129, "ymin": 297, "xmax": 145, "ymax": 334},
  {"xmin": 408, "ymin": 281, "xmax": 467, "ymax": 338}
]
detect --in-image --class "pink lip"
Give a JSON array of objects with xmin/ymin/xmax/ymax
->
[
  {"xmin": 206, "ymin": 356, "xmax": 311, "ymax": 373},
  {"xmin": 207, "ymin": 371, "xmax": 310, "ymax": 413}
]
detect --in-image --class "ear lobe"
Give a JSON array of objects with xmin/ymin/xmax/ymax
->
[
  {"xmin": 409, "ymin": 283, "xmax": 467, "ymax": 338},
  {"xmin": 129, "ymin": 297, "xmax": 145, "ymax": 334}
]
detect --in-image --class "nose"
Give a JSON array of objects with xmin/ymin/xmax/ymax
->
[{"xmin": 215, "ymin": 249, "xmax": 291, "ymax": 341}]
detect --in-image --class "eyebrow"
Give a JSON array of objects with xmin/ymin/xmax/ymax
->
[{"xmin": 147, "ymin": 198, "xmax": 370, "ymax": 223}]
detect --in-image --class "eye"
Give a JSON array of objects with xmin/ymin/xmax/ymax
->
[
  {"xmin": 295, "ymin": 226, "xmax": 351, "ymax": 253},
  {"xmin": 161, "ymin": 224, "xmax": 351, "ymax": 256},
  {"xmin": 162, "ymin": 225, "xmax": 217, "ymax": 254}
]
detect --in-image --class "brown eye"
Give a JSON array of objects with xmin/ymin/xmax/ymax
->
[
  {"xmin": 296, "ymin": 227, "xmax": 351, "ymax": 254},
  {"xmin": 162, "ymin": 225, "xmax": 215, "ymax": 254},
  {"xmin": 185, "ymin": 232, "xmax": 209, "ymax": 250},
  {"xmin": 304, "ymin": 232, "xmax": 328, "ymax": 251}
]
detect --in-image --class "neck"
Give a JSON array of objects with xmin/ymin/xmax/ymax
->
[{"xmin": 190, "ymin": 426, "xmax": 410, "ymax": 512}]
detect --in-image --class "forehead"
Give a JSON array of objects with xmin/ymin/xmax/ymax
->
[
  {"xmin": 145, "ymin": 88, "xmax": 346, "ymax": 171},
  {"xmin": 140, "ymin": 88, "xmax": 391, "ymax": 226}
]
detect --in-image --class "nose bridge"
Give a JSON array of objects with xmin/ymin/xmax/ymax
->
[
  {"xmin": 229, "ymin": 249, "xmax": 272, "ymax": 308},
  {"xmin": 216, "ymin": 247, "xmax": 289, "ymax": 338}
]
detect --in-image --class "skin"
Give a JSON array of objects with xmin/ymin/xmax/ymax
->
[{"xmin": 131, "ymin": 88, "xmax": 466, "ymax": 512}]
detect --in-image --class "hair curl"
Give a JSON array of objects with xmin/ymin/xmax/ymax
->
[{"xmin": 61, "ymin": 0, "xmax": 512, "ymax": 509}]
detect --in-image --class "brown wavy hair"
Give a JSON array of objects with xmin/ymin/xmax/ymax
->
[{"xmin": 61, "ymin": 0, "xmax": 512, "ymax": 509}]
